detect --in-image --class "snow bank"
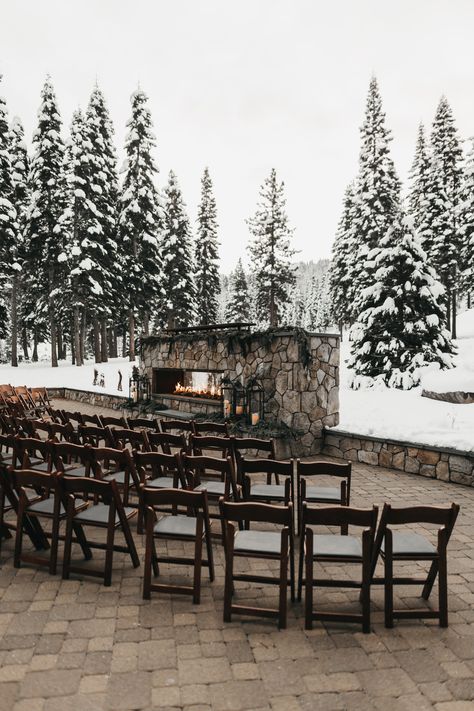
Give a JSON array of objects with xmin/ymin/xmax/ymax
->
[
  {"xmin": 457, "ymin": 308, "xmax": 474, "ymax": 339},
  {"xmin": 0, "ymin": 357, "xmax": 135, "ymax": 397}
]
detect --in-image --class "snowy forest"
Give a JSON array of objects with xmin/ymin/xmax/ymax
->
[{"xmin": 0, "ymin": 74, "xmax": 473, "ymax": 390}]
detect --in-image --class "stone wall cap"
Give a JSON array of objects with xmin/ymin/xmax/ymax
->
[{"xmin": 46, "ymin": 386, "xmax": 129, "ymax": 402}]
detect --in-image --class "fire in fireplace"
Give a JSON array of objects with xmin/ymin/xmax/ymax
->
[{"xmin": 153, "ymin": 368, "xmax": 223, "ymax": 401}]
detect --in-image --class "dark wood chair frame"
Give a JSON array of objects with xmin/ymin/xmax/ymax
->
[
  {"xmin": 220, "ymin": 500, "xmax": 294, "ymax": 628},
  {"xmin": 79, "ymin": 424, "xmax": 114, "ymax": 448},
  {"xmin": 134, "ymin": 450, "xmax": 188, "ymax": 532},
  {"xmin": 232, "ymin": 436, "xmax": 276, "ymax": 486},
  {"xmin": 189, "ymin": 434, "xmax": 232, "ymax": 459},
  {"xmin": 127, "ymin": 417, "xmax": 160, "ymax": 432},
  {"xmin": 300, "ymin": 504, "xmax": 378, "ymax": 634},
  {"xmin": 99, "ymin": 415, "xmax": 128, "ymax": 429},
  {"xmin": 53, "ymin": 441, "xmax": 95, "ymax": 478},
  {"xmin": 0, "ymin": 465, "xmax": 47, "ymax": 555},
  {"xmin": 61, "ymin": 475, "xmax": 139, "ymax": 586},
  {"xmin": 147, "ymin": 431, "xmax": 189, "ymax": 456},
  {"xmin": 371, "ymin": 503, "xmax": 460, "ymax": 628},
  {"xmin": 240, "ymin": 458, "xmax": 294, "ymax": 530},
  {"xmin": 296, "ymin": 460, "xmax": 352, "ymax": 535},
  {"xmin": 159, "ymin": 419, "xmax": 196, "ymax": 435},
  {"xmin": 109, "ymin": 427, "xmax": 150, "ymax": 453},
  {"xmin": 193, "ymin": 421, "xmax": 229, "ymax": 436},
  {"xmin": 142, "ymin": 487, "xmax": 214, "ymax": 603},
  {"xmin": 93, "ymin": 447, "xmax": 142, "ymax": 507}
]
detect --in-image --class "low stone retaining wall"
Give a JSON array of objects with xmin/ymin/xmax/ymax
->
[
  {"xmin": 323, "ymin": 428, "xmax": 474, "ymax": 486},
  {"xmin": 47, "ymin": 387, "xmax": 129, "ymax": 411},
  {"xmin": 422, "ymin": 389, "xmax": 474, "ymax": 404}
]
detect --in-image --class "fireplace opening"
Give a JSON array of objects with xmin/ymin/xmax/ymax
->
[{"xmin": 153, "ymin": 368, "xmax": 223, "ymax": 401}]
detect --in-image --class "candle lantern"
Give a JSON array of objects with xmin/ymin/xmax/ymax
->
[
  {"xmin": 232, "ymin": 379, "xmax": 246, "ymax": 418},
  {"xmin": 129, "ymin": 366, "xmax": 151, "ymax": 404},
  {"xmin": 246, "ymin": 378, "xmax": 264, "ymax": 426},
  {"xmin": 221, "ymin": 376, "xmax": 233, "ymax": 419}
]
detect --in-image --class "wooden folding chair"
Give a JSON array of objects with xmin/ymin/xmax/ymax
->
[
  {"xmin": 296, "ymin": 460, "xmax": 351, "ymax": 535},
  {"xmin": 299, "ymin": 505, "xmax": 378, "ymax": 633},
  {"xmin": 159, "ymin": 419, "xmax": 196, "ymax": 436},
  {"xmin": 94, "ymin": 447, "xmax": 142, "ymax": 507},
  {"xmin": 220, "ymin": 500, "xmax": 294, "ymax": 628},
  {"xmin": 240, "ymin": 458, "xmax": 294, "ymax": 530},
  {"xmin": 190, "ymin": 434, "xmax": 232, "ymax": 459},
  {"xmin": 147, "ymin": 431, "xmax": 189, "ymax": 455},
  {"xmin": 371, "ymin": 503, "xmax": 460, "ymax": 628},
  {"xmin": 81, "ymin": 413, "xmax": 102, "ymax": 427},
  {"xmin": 127, "ymin": 417, "xmax": 160, "ymax": 432},
  {"xmin": 134, "ymin": 450, "xmax": 187, "ymax": 531},
  {"xmin": 99, "ymin": 415, "xmax": 128, "ymax": 429},
  {"xmin": 194, "ymin": 421, "xmax": 229, "ymax": 436},
  {"xmin": 142, "ymin": 487, "xmax": 214, "ymax": 603},
  {"xmin": 0, "ymin": 464, "xmax": 47, "ymax": 556},
  {"xmin": 17, "ymin": 437, "xmax": 55, "ymax": 472},
  {"xmin": 62, "ymin": 411, "xmax": 85, "ymax": 430},
  {"xmin": 232, "ymin": 436, "xmax": 276, "ymax": 485},
  {"xmin": 79, "ymin": 424, "xmax": 114, "ymax": 448},
  {"xmin": 53, "ymin": 441, "xmax": 95, "ymax": 478},
  {"xmin": 109, "ymin": 427, "xmax": 150, "ymax": 453},
  {"xmin": 61, "ymin": 475, "xmax": 139, "ymax": 586},
  {"xmin": 48, "ymin": 421, "xmax": 77, "ymax": 443}
]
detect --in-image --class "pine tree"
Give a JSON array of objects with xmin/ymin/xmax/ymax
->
[
  {"xmin": 329, "ymin": 182, "xmax": 357, "ymax": 329},
  {"xmin": 408, "ymin": 123, "xmax": 431, "ymax": 231},
  {"xmin": 10, "ymin": 116, "xmax": 29, "ymax": 364},
  {"xmin": 195, "ymin": 168, "xmax": 220, "ymax": 324},
  {"xmin": 280, "ymin": 283, "xmax": 304, "ymax": 326},
  {"xmin": 159, "ymin": 170, "xmax": 196, "ymax": 327},
  {"xmin": 351, "ymin": 77, "xmax": 401, "ymax": 297},
  {"xmin": 348, "ymin": 211, "xmax": 455, "ymax": 389},
  {"xmin": 459, "ymin": 138, "xmax": 474, "ymax": 307},
  {"xmin": 247, "ymin": 168, "xmax": 296, "ymax": 327},
  {"xmin": 225, "ymin": 258, "xmax": 251, "ymax": 322},
  {"xmin": 423, "ymin": 97, "xmax": 462, "ymax": 336},
  {"xmin": 24, "ymin": 77, "xmax": 66, "ymax": 367},
  {"xmin": 0, "ymin": 77, "xmax": 19, "ymax": 362},
  {"xmin": 118, "ymin": 89, "xmax": 164, "ymax": 359}
]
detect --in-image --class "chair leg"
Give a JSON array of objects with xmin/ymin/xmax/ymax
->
[
  {"xmin": 223, "ymin": 531, "xmax": 234, "ymax": 623},
  {"xmin": 143, "ymin": 525, "xmax": 153, "ymax": 600},
  {"xmin": 193, "ymin": 533, "xmax": 203, "ymax": 605},
  {"xmin": 422, "ymin": 560, "xmax": 439, "ymax": 601},
  {"xmin": 361, "ymin": 535, "xmax": 371, "ymax": 634},
  {"xmin": 304, "ymin": 532, "xmax": 313, "ymax": 630},
  {"xmin": 62, "ymin": 512, "xmax": 74, "ymax": 580},
  {"xmin": 438, "ymin": 552, "xmax": 448, "ymax": 628},
  {"xmin": 205, "ymin": 526, "xmax": 215, "ymax": 582},
  {"xmin": 49, "ymin": 515, "xmax": 60, "ymax": 576},
  {"xmin": 384, "ymin": 550, "xmax": 394, "ymax": 629},
  {"xmin": 278, "ymin": 534, "xmax": 288, "ymax": 629},
  {"xmin": 297, "ymin": 532, "xmax": 305, "ymax": 601},
  {"xmin": 122, "ymin": 518, "xmax": 140, "ymax": 568},
  {"xmin": 151, "ymin": 539, "xmax": 159, "ymax": 577},
  {"xmin": 72, "ymin": 521, "xmax": 93, "ymax": 560},
  {"xmin": 13, "ymin": 500, "xmax": 25, "ymax": 569},
  {"xmin": 104, "ymin": 524, "xmax": 115, "ymax": 587}
]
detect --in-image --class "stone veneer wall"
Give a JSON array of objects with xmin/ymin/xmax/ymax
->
[
  {"xmin": 323, "ymin": 428, "xmax": 474, "ymax": 487},
  {"xmin": 140, "ymin": 329, "xmax": 340, "ymax": 456},
  {"xmin": 47, "ymin": 387, "xmax": 128, "ymax": 411}
]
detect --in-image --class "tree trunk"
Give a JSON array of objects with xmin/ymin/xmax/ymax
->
[
  {"xmin": 11, "ymin": 275, "xmax": 18, "ymax": 367},
  {"xmin": 71, "ymin": 316, "xmax": 75, "ymax": 365},
  {"xmin": 143, "ymin": 312, "xmax": 150, "ymax": 336},
  {"xmin": 21, "ymin": 326, "xmax": 29, "ymax": 361},
  {"xmin": 100, "ymin": 319, "xmax": 108, "ymax": 362},
  {"xmin": 122, "ymin": 327, "xmax": 127, "ymax": 358},
  {"xmin": 93, "ymin": 317, "xmax": 101, "ymax": 363},
  {"xmin": 49, "ymin": 267, "xmax": 58, "ymax": 367},
  {"xmin": 452, "ymin": 288, "xmax": 457, "ymax": 339},
  {"xmin": 269, "ymin": 289, "xmax": 277, "ymax": 328},
  {"xmin": 57, "ymin": 323, "xmax": 63, "ymax": 361},
  {"xmin": 446, "ymin": 291, "xmax": 451, "ymax": 332},
  {"xmin": 129, "ymin": 309, "xmax": 135, "ymax": 361},
  {"xmin": 32, "ymin": 329, "xmax": 38, "ymax": 362},
  {"xmin": 80, "ymin": 311, "xmax": 86, "ymax": 365},
  {"xmin": 73, "ymin": 306, "xmax": 82, "ymax": 366},
  {"xmin": 468, "ymin": 292, "xmax": 471, "ymax": 310},
  {"xmin": 339, "ymin": 319, "xmax": 343, "ymax": 342}
]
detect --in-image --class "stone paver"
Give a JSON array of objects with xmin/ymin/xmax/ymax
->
[{"xmin": 0, "ymin": 400, "xmax": 473, "ymax": 708}]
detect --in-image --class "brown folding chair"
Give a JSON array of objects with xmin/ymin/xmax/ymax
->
[
  {"xmin": 109, "ymin": 427, "xmax": 150, "ymax": 453},
  {"xmin": 13, "ymin": 469, "xmax": 90, "ymax": 575},
  {"xmin": 147, "ymin": 431, "xmax": 189, "ymax": 455},
  {"xmin": 299, "ymin": 505, "xmax": 378, "ymax": 633},
  {"xmin": 371, "ymin": 503, "xmax": 460, "ymax": 628},
  {"xmin": 193, "ymin": 421, "xmax": 229, "ymax": 436},
  {"xmin": 232, "ymin": 436, "xmax": 276, "ymax": 485},
  {"xmin": 49, "ymin": 408, "xmax": 68, "ymax": 425},
  {"xmin": 0, "ymin": 464, "xmax": 47, "ymax": 556},
  {"xmin": 94, "ymin": 447, "xmax": 142, "ymax": 507},
  {"xmin": 127, "ymin": 417, "xmax": 160, "ymax": 432},
  {"xmin": 62, "ymin": 411, "xmax": 84, "ymax": 430},
  {"xmin": 296, "ymin": 460, "xmax": 351, "ymax": 535},
  {"xmin": 220, "ymin": 500, "xmax": 294, "ymax": 628},
  {"xmin": 190, "ymin": 434, "xmax": 232, "ymax": 459},
  {"xmin": 134, "ymin": 450, "xmax": 187, "ymax": 532},
  {"xmin": 48, "ymin": 421, "xmax": 77, "ymax": 443},
  {"xmin": 53, "ymin": 441, "xmax": 95, "ymax": 478},
  {"xmin": 240, "ymin": 459, "xmax": 294, "ymax": 530},
  {"xmin": 142, "ymin": 487, "xmax": 214, "ymax": 603},
  {"xmin": 17, "ymin": 437, "xmax": 55, "ymax": 472},
  {"xmin": 81, "ymin": 413, "xmax": 102, "ymax": 427},
  {"xmin": 61, "ymin": 475, "xmax": 139, "ymax": 586},
  {"xmin": 159, "ymin": 419, "xmax": 196, "ymax": 436},
  {"xmin": 99, "ymin": 415, "xmax": 128, "ymax": 429},
  {"xmin": 79, "ymin": 424, "xmax": 113, "ymax": 448}
]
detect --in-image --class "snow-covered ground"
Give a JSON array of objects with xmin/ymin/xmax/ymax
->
[{"xmin": 0, "ymin": 312, "xmax": 473, "ymax": 452}]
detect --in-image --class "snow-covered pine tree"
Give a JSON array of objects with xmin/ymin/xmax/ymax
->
[
  {"xmin": 424, "ymin": 97, "xmax": 462, "ymax": 336},
  {"xmin": 9, "ymin": 116, "xmax": 29, "ymax": 364},
  {"xmin": 329, "ymin": 182, "xmax": 357, "ymax": 329},
  {"xmin": 195, "ymin": 167, "xmax": 220, "ymax": 325},
  {"xmin": 348, "ymin": 211, "xmax": 455, "ymax": 389},
  {"xmin": 0, "ymin": 77, "xmax": 19, "ymax": 363},
  {"xmin": 159, "ymin": 170, "xmax": 196, "ymax": 328},
  {"xmin": 459, "ymin": 137, "xmax": 474, "ymax": 307},
  {"xmin": 23, "ymin": 77, "xmax": 66, "ymax": 367},
  {"xmin": 225, "ymin": 258, "xmax": 251, "ymax": 322},
  {"xmin": 85, "ymin": 85, "xmax": 120, "ymax": 361},
  {"xmin": 118, "ymin": 89, "xmax": 164, "ymax": 359},
  {"xmin": 350, "ymin": 77, "xmax": 401, "ymax": 298},
  {"xmin": 247, "ymin": 168, "xmax": 296, "ymax": 327},
  {"xmin": 408, "ymin": 123, "xmax": 431, "ymax": 231},
  {"xmin": 280, "ymin": 283, "xmax": 304, "ymax": 327}
]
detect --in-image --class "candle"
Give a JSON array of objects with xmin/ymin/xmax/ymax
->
[
  {"xmin": 236, "ymin": 405, "xmax": 243, "ymax": 416},
  {"xmin": 251, "ymin": 413, "xmax": 259, "ymax": 426},
  {"xmin": 224, "ymin": 399, "xmax": 231, "ymax": 417}
]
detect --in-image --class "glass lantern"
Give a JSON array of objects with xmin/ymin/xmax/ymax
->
[
  {"xmin": 221, "ymin": 376, "xmax": 233, "ymax": 419},
  {"xmin": 129, "ymin": 366, "xmax": 151, "ymax": 404},
  {"xmin": 246, "ymin": 378, "xmax": 264, "ymax": 426},
  {"xmin": 232, "ymin": 380, "xmax": 246, "ymax": 418}
]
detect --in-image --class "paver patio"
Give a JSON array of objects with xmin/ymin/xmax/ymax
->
[{"xmin": 0, "ymin": 401, "xmax": 473, "ymax": 710}]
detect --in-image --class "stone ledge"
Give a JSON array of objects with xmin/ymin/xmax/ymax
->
[
  {"xmin": 47, "ymin": 387, "xmax": 129, "ymax": 411},
  {"xmin": 323, "ymin": 427, "xmax": 474, "ymax": 486}
]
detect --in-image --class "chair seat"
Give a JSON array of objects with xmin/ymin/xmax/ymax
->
[
  {"xmin": 195, "ymin": 481, "xmax": 226, "ymax": 495},
  {"xmin": 28, "ymin": 498, "xmax": 65, "ymax": 516},
  {"xmin": 30, "ymin": 461, "xmax": 50, "ymax": 472},
  {"xmin": 312, "ymin": 534, "xmax": 362, "ymax": 559},
  {"xmin": 147, "ymin": 476, "xmax": 181, "ymax": 489},
  {"xmin": 102, "ymin": 470, "xmax": 127, "ymax": 485},
  {"xmin": 74, "ymin": 503, "xmax": 135, "ymax": 525},
  {"xmin": 305, "ymin": 486, "xmax": 341, "ymax": 502},
  {"xmin": 63, "ymin": 464, "xmax": 87, "ymax": 477},
  {"xmin": 249, "ymin": 484, "xmax": 286, "ymax": 500},
  {"xmin": 381, "ymin": 531, "xmax": 436, "ymax": 557},
  {"xmin": 234, "ymin": 530, "xmax": 282, "ymax": 555},
  {"xmin": 154, "ymin": 515, "xmax": 197, "ymax": 537}
]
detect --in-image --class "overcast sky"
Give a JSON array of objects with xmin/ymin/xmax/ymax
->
[{"xmin": 2, "ymin": 0, "xmax": 474, "ymax": 271}]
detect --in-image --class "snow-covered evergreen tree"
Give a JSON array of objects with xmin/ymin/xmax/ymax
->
[
  {"xmin": 408, "ymin": 123, "xmax": 431, "ymax": 231},
  {"xmin": 247, "ymin": 168, "xmax": 296, "ymax": 327},
  {"xmin": 281, "ymin": 283, "xmax": 304, "ymax": 326},
  {"xmin": 329, "ymin": 182, "xmax": 357, "ymax": 327},
  {"xmin": 225, "ymin": 258, "xmax": 251, "ymax": 322},
  {"xmin": 348, "ymin": 211, "xmax": 455, "ymax": 389},
  {"xmin": 423, "ymin": 97, "xmax": 462, "ymax": 335},
  {"xmin": 351, "ymin": 77, "xmax": 401, "ymax": 296},
  {"xmin": 23, "ymin": 77, "xmax": 66, "ymax": 366},
  {"xmin": 118, "ymin": 89, "xmax": 164, "ymax": 358},
  {"xmin": 195, "ymin": 167, "xmax": 220, "ymax": 324},
  {"xmin": 159, "ymin": 170, "xmax": 196, "ymax": 328},
  {"xmin": 459, "ymin": 137, "xmax": 474, "ymax": 306},
  {"xmin": 0, "ymin": 78, "xmax": 19, "ymax": 361}
]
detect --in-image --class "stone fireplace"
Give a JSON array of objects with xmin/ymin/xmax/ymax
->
[{"xmin": 140, "ymin": 327, "xmax": 340, "ymax": 455}]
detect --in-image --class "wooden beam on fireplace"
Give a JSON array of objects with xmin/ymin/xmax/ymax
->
[{"xmin": 161, "ymin": 322, "xmax": 256, "ymax": 334}]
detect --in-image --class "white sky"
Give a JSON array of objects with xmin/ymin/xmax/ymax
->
[{"xmin": 2, "ymin": 0, "xmax": 474, "ymax": 272}]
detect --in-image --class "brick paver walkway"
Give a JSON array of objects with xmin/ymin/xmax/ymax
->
[{"xmin": 0, "ymin": 400, "xmax": 473, "ymax": 710}]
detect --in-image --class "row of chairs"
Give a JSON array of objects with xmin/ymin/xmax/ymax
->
[{"xmin": 0, "ymin": 384, "xmax": 50, "ymax": 417}]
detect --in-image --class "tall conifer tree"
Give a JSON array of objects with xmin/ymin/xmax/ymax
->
[
  {"xmin": 225, "ymin": 258, "xmax": 251, "ymax": 322},
  {"xmin": 408, "ymin": 123, "xmax": 431, "ymax": 231},
  {"xmin": 247, "ymin": 168, "xmax": 296, "ymax": 327},
  {"xmin": 195, "ymin": 167, "xmax": 220, "ymax": 324},
  {"xmin": 459, "ymin": 138, "xmax": 474, "ymax": 307},
  {"xmin": 329, "ymin": 182, "xmax": 357, "ymax": 329}
]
